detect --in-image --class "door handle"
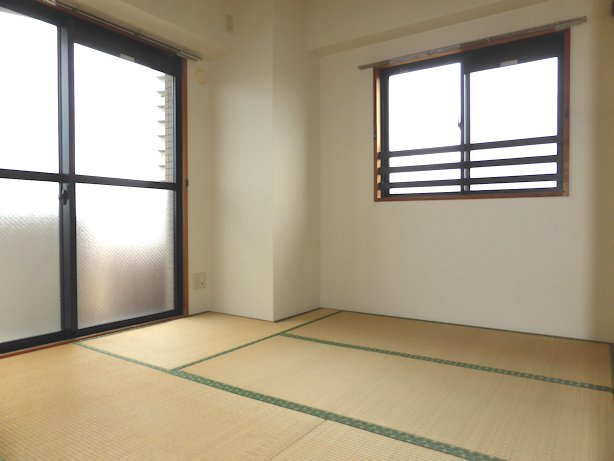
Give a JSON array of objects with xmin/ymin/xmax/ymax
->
[{"xmin": 59, "ymin": 187, "xmax": 69, "ymax": 205}]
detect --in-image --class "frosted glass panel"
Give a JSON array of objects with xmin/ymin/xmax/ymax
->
[
  {"xmin": 0, "ymin": 8, "xmax": 58, "ymax": 173},
  {"xmin": 0, "ymin": 179, "xmax": 61, "ymax": 342},
  {"xmin": 388, "ymin": 63, "xmax": 461, "ymax": 151},
  {"xmin": 471, "ymin": 58, "xmax": 558, "ymax": 143},
  {"xmin": 74, "ymin": 44, "xmax": 174, "ymax": 182},
  {"xmin": 76, "ymin": 184, "xmax": 174, "ymax": 329}
]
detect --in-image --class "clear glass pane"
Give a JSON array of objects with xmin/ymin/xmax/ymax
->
[
  {"xmin": 0, "ymin": 8, "xmax": 58, "ymax": 173},
  {"xmin": 388, "ymin": 63, "xmax": 461, "ymax": 151},
  {"xmin": 390, "ymin": 169, "xmax": 461, "ymax": 183},
  {"xmin": 74, "ymin": 44, "xmax": 174, "ymax": 182},
  {"xmin": 471, "ymin": 162, "xmax": 557, "ymax": 179},
  {"xmin": 0, "ymin": 179, "xmax": 61, "ymax": 342},
  {"xmin": 471, "ymin": 143, "xmax": 557, "ymax": 161},
  {"xmin": 390, "ymin": 152, "xmax": 461, "ymax": 168},
  {"xmin": 471, "ymin": 181, "xmax": 557, "ymax": 191},
  {"xmin": 390, "ymin": 185, "xmax": 461, "ymax": 195},
  {"xmin": 470, "ymin": 58, "xmax": 558, "ymax": 143},
  {"xmin": 76, "ymin": 184, "xmax": 174, "ymax": 329}
]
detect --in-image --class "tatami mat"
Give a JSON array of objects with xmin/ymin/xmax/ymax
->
[
  {"xmin": 273, "ymin": 421, "xmax": 462, "ymax": 460},
  {"xmin": 290, "ymin": 311, "xmax": 612, "ymax": 387},
  {"xmin": 83, "ymin": 308, "xmax": 337, "ymax": 370},
  {"xmin": 0, "ymin": 344, "xmax": 322, "ymax": 461},
  {"xmin": 185, "ymin": 336, "xmax": 614, "ymax": 461}
]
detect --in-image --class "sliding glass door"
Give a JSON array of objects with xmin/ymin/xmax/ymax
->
[
  {"xmin": 73, "ymin": 44, "xmax": 177, "ymax": 329},
  {"xmin": 0, "ymin": 7, "xmax": 63, "ymax": 345},
  {"xmin": 0, "ymin": 0, "xmax": 183, "ymax": 353}
]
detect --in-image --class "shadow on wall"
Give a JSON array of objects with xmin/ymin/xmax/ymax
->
[{"xmin": 592, "ymin": 1, "xmax": 614, "ymax": 342}]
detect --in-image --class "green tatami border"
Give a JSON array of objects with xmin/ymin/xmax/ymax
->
[
  {"xmin": 281, "ymin": 333, "xmax": 613, "ymax": 393},
  {"xmin": 79, "ymin": 307, "xmax": 612, "ymax": 395},
  {"xmin": 75, "ymin": 342, "xmax": 503, "ymax": 461},
  {"xmin": 174, "ymin": 369, "xmax": 503, "ymax": 461},
  {"xmin": 78, "ymin": 342, "xmax": 169, "ymax": 373},
  {"xmin": 171, "ymin": 310, "xmax": 343, "ymax": 371}
]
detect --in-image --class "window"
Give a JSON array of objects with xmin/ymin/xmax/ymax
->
[
  {"xmin": 0, "ymin": 0, "xmax": 184, "ymax": 353},
  {"xmin": 374, "ymin": 31, "xmax": 569, "ymax": 200}
]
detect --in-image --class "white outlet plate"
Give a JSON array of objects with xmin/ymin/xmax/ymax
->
[{"xmin": 193, "ymin": 272, "xmax": 206, "ymax": 290}]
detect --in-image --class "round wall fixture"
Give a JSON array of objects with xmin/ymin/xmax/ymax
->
[{"xmin": 195, "ymin": 68, "xmax": 207, "ymax": 85}]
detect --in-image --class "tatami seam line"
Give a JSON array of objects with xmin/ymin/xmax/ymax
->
[
  {"xmin": 74, "ymin": 342, "xmax": 503, "ymax": 461},
  {"xmin": 281, "ymin": 333, "xmax": 613, "ymax": 393},
  {"xmin": 78, "ymin": 342, "xmax": 169, "ymax": 372},
  {"xmin": 268, "ymin": 419, "xmax": 327, "ymax": 460},
  {"xmin": 173, "ymin": 369, "xmax": 499, "ymax": 461},
  {"xmin": 171, "ymin": 310, "xmax": 343, "ymax": 371},
  {"xmin": 609, "ymin": 343, "xmax": 614, "ymax": 398}
]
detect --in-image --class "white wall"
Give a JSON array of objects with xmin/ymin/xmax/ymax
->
[
  {"xmin": 208, "ymin": 0, "xmax": 320, "ymax": 320},
  {"xmin": 307, "ymin": 0, "xmax": 548, "ymax": 54},
  {"xmin": 208, "ymin": 0, "xmax": 276, "ymax": 320},
  {"xmin": 591, "ymin": 4, "xmax": 614, "ymax": 341},
  {"xmin": 318, "ymin": 0, "xmax": 614, "ymax": 342},
  {"xmin": 185, "ymin": 60, "xmax": 212, "ymax": 314},
  {"xmin": 272, "ymin": 0, "xmax": 320, "ymax": 320}
]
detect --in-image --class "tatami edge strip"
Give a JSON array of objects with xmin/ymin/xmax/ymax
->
[
  {"xmin": 281, "ymin": 333, "xmax": 614, "ymax": 393},
  {"xmin": 74, "ymin": 342, "xmax": 503, "ymax": 461},
  {"xmin": 609, "ymin": 343, "xmax": 614, "ymax": 396},
  {"xmin": 173, "ymin": 370, "xmax": 503, "ymax": 461},
  {"xmin": 171, "ymin": 310, "xmax": 343, "ymax": 371},
  {"xmin": 76, "ymin": 342, "xmax": 169, "ymax": 373}
]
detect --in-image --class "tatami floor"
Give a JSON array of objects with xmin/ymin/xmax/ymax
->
[{"xmin": 0, "ymin": 308, "xmax": 612, "ymax": 460}]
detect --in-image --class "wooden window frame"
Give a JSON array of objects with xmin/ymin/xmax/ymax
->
[{"xmin": 374, "ymin": 29, "xmax": 570, "ymax": 202}]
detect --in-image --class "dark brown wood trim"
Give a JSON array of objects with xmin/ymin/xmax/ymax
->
[
  {"xmin": 373, "ymin": 68, "xmax": 382, "ymax": 201},
  {"xmin": 376, "ymin": 190, "xmax": 567, "ymax": 202},
  {"xmin": 0, "ymin": 315, "xmax": 184, "ymax": 360},
  {"xmin": 375, "ymin": 28, "xmax": 558, "ymax": 70},
  {"xmin": 181, "ymin": 59, "xmax": 190, "ymax": 316},
  {"xmin": 562, "ymin": 28, "xmax": 571, "ymax": 196}
]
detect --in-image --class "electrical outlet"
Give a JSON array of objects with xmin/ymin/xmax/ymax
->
[{"xmin": 193, "ymin": 272, "xmax": 206, "ymax": 290}]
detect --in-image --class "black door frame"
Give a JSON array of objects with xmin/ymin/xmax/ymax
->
[{"xmin": 0, "ymin": 0, "xmax": 184, "ymax": 354}]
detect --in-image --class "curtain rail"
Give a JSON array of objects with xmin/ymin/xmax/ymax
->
[
  {"xmin": 38, "ymin": 0, "xmax": 202, "ymax": 61},
  {"xmin": 358, "ymin": 16, "xmax": 586, "ymax": 70}
]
